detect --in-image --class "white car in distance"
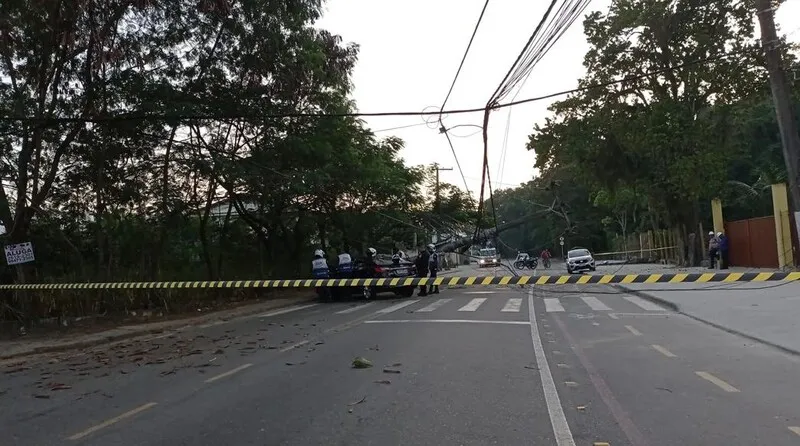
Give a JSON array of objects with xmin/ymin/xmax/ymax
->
[{"xmin": 566, "ymin": 248, "xmax": 596, "ymax": 274}]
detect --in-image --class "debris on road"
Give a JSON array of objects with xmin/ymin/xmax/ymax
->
[
  {"xmin": 374, "ymin": 380, "xmax": 391, "ymax": 385},
  {"xmin": 351, "ymin": 357, "xmax": 373, "ymax": 369},
  {"xmin": 348, "ymin": 396, "xmax": 367, "ymax": 406},
  {"xmin": 49, "ymin": 383, "xmax": 72, "ymax": 391},
  {"xmin": 382, "ymin": 368, "xmax": 401, "ymax": 374}
]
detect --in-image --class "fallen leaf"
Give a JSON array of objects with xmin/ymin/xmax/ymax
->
[
  {"xmin": 314, "ymin": 341, "xmax": 325, "ymax": 345},
  {"xmin": 49, "ymin": 383, "xmax": 72, "ymax": 391},
  {"xmin": 352, "ymin": 357, "xmax": 373, "ymax": 369},
  {"xmin": 374, "ymin": 380, "xmax": 391, "ymax": 385},
  {"xmin": 33, "ymin": 394, "xmax": 51, "ymax": 399}
]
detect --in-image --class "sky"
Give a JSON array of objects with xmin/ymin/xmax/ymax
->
[{"xmin": 315, "ymin": 0, "xmax": 800, "ymax": 197}]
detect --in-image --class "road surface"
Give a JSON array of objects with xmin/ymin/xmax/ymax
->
[{"xmin": 3, "ymin": 267, "xmax": 800, "ymax": 445}]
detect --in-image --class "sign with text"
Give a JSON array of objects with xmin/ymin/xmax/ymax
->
[{"xmin": 5, "ymin": 242, "xmax": 35, "ymax": 266}]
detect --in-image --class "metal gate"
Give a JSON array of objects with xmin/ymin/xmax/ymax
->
[{"xmin": 724, "ymin": 216, "xmax": 778, "ymax": 268}]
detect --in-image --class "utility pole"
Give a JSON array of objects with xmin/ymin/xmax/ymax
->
[{"xmin": 755, "ymin": 0, "xmax": 800, "ymax": 239}]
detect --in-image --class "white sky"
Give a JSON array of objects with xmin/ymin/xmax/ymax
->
[{"xmin": 316, "ymin": 0, "xmax": 800, "ymax": 197}]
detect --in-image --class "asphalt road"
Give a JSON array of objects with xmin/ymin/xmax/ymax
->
[{"xmin": 3, "ymin": 265, "xmax": 800, "ymax": 445}]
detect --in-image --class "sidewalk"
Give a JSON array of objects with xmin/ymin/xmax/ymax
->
[
  {"xmin": 0, "ymin": 294, "xmax": 314, "ymax": 362},
  {"xmin": 619, "ymin": 280, "xmax": 800, "ymax": 355}
]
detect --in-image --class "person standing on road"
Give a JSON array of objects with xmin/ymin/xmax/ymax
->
[
  {"xmin": 427, "ymin": 243, "xmax": 440, "ymax": 295},
  {"xmin": 708, "ymin": 231, "xmax": 720, "ymax": 269},
  {"xmin": 312, "ymin": 249, "xmax": 331, "ymax": 300},
  {"xmin": 415, "ymin": 246, "xmax": 430, "ymax": 297},
  {"xmin": 718, "ymin": 232, "xmax": 729, "ymax": 270},
  {"xmin": 337, "ymin": 250, "xmax": 353, "ymax": 276}
]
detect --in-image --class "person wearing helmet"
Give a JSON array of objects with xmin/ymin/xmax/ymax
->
[
  {"xmin": 337, "ymin": 250, "xmax": 353, "ymax": 276},
  {"xmin": 707, "ymin": 231, "xmax": 720, "ymax": 269},
  {"xmin": 717, "ymin": 231, "xmax": 729, "ymax": 269},
  {"xmin": 427, "ymin": 243, "xmax": 440, "ymax": 294},
  {"xmin": 312, "ymin": 249, "xmax": 331, "ymax": 300}
]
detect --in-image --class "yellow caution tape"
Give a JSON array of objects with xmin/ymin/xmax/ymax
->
[{"xmin": 0, "ymin": 272, "xmax": 795, "ymax": 290}]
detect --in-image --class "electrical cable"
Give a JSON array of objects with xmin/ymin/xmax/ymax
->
[
  {"xmin": 0, "ymin": 49, "xmax": 754, "ymax": 124},
  {"xmin": 436, "ymin": 0, "xmax": 491, "ymax": 199}
]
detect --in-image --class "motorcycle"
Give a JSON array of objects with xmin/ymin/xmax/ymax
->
[{"xmin": 513, "ymin": 256, "xmax": 538, "ymax": 270}]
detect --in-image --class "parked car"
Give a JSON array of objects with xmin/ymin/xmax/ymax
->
[
  {"xmin": 329, "ymin": 255, "xmax": 417, "ymax": 300},
  {"xmin": 566, "ymin": 247, "xmax": 596, "ymax": 274}
]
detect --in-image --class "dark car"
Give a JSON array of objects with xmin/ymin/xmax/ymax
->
[{"xmin": 329, "ymin": 255, "xmax": 417, "ymax": 300}]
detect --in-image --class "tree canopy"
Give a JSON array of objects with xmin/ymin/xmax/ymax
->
[{"xmin": 488, "ymin": 0, "xmax": 799, "ymax": 261}]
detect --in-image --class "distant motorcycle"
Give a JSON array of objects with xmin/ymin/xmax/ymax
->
[{"xmin": 514, "ymin": 256, "xmax": 538, "ymax": 270}]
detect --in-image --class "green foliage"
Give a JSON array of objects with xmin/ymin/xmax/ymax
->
[{"xmin": 0, "ymin": 0, "xmax": 476, "ymax": 325}]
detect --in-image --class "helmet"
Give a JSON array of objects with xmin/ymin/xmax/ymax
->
[
  {"xmin": 314, "ymin": 249, "xmax": 325, "ymax": 257},
  {"xmin": 708, "ymin": 231, "xmax": 714, "ymax": 236},
  {"xmin": 427, "ymin": 243, "xmax": 435, "ymax": 250},
  {"xmin": 717, "ymin": 232, "xmax": 723, "ymax": 236},
  {"xmin": 368, "ymin": 247, "xmax": 377, "ymax": 256}
]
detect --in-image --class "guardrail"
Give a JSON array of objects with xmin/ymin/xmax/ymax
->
[{"xmin": 0, "ymin": 271, "xmax": 796, "ymax": 290}]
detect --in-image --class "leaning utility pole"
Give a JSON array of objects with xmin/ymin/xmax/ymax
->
[{"xmin": 755, "ymin": 0, "xmax": 800, "ymax": 235}]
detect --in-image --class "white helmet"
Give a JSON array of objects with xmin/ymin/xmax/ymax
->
[
  {"xmin": 717, "ymin": 232, "xmax": 723, "ymax": 236},
  {"xmin": 708, "ymin": 231, "xmax": 714, "ymax": 236},
  {"xmin": 368, "ymin": 247, "xmax": 377, "ymax": 256},
  {"xmin": 427, "ymin": 243, "xmax": 435, "ymax": 250},
  {"xmin": 314, "ymin": 249, "xmax": 325, "ymax": 257}
]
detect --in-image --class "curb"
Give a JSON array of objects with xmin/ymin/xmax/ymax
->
[
  {"xmin": 0, "ymin": 296, "xmax": 317, "ymax": 361},
  {"xmin": 616, "ymin": 285, "xmax": 800, "ymax": 357}
]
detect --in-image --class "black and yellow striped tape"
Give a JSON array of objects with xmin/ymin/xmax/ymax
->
[{"xmin": 0, "ymin": 272, "xmax": 794, "ymax": 290}]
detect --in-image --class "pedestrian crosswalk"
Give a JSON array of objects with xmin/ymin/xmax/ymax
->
[{"xmin": 335, "ymin": 293, "xmax": 667, "ymax": 317}]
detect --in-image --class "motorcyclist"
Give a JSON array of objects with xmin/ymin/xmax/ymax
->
[
  {"xmin": 311, "ymin": 249, "xmax": 331, "ymax": 300},
  {"xmin": 427, "ymin": 243, "xmax": 440, "ymax": 295},
  {"xmin": 337, "ymin": 250, "xmax": 353, "ymax": 276}
]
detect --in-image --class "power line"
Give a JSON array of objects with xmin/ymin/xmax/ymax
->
[
  {"xmin": 0, "ymin": 49, "xmax": 754, "ymax": 124},
  {"xmin": 439, "ymin": 0, "xmax": 491, "ymax": 113},
  {"xmin": 437, "ymin": 0, "xmax": 491, "ymax": 201}
]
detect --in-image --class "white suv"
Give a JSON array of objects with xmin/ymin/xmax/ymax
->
[{"xmin": 566, "ymin": 248, "xmax": 596, "ymax": 274}]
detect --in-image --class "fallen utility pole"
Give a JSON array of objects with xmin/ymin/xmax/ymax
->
[{"xmin": 755, "ymin": 0, "xmax": 800, "ymax": 240}]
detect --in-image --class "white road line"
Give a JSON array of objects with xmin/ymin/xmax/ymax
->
[
  {"xmin": 67, "ymin": 402, "xmax": 158, "ymax": 440},
  {"xmin": 464, "ymin": 291, "xmax": 496, "ymax": 294},
  {"xmin": 280, "ymin": 340, "xmax": 309, "ymax": 352},
  {"xmin": 544, "ymin": 298, "xmax": 565, "ymax": 313},
  {"xmin": 364, "ymin": 319, "xmax": 528, "ymax": 326},
  {"xmin": 528, "ymin": 289, "xmax": 576, "ymax": 446},
  {"xmin": 608, "ymin": 313, "xmax": 619, "ymax": 319},
  {"xmin": 624, "ymin": 325, "xmax": 642, "ymax": 336},
  {"xmin": 416, "ymin": 298, "xmax": 452, "ymax": 312},
  {"xmin": 335, "ymin": 302, "xmax": 375, "ymax": 314},
  {"xmin": 622, "ymin": 295, "xmax": 665, "ymax": 311},
  {"xmin": 257, "ymin": 303, "xmax": 318, "ymax": 318},
  {"xmin": 580, "ymin": 296, "xmax": 612, "ymax": 311},
  {"xmin": 695, "ymin": 371, "xmax": 740, "ymax": 392},
  {"xmin": 502, "ymin": 298, "xmax": 523, "ymax": 312},
  {"xmin": 788, "ymin": 426, "xmax": 800, "ymax": 436},
  {"xmin": 205, "ymin": 363, "xmax": 253, "ymax": 383},
  {"xmin": 376, "ymin": 300, "xmax": 420, "ymax": 314},
  {"xmin": 651, "ymin": 344, "xmax": 677, "ymax": 358},
  {"xmin": 458, "ymin": 298, "xmax": 487, "ymax": 312}
]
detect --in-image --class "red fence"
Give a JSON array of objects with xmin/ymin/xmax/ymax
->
[{"xmin": 724, "ymin": 216, "xmax": 778, "ymax": 268}]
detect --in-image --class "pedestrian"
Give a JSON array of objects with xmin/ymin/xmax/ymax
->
[
  {"xmin": 427, "ymin": 243, "xmax": 440, "ymax": 295},
  {"xmin": 718, "ymin": 231, "xmax": 729, "ymax": 269},
  {"xmin": 707, "ymin": 231, "xmax": 720, "ymax": 269},
  {"xmin": 414, "ymin": 246, "xmax": 430, "ymax": 297}
]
